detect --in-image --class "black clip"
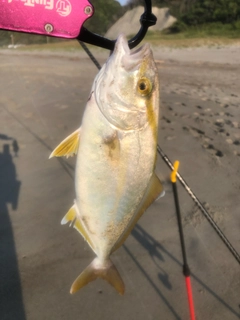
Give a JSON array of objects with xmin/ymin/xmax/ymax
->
[{"xmin": 77, "ymin": 0, "xmax": 157, "ymax": 50}]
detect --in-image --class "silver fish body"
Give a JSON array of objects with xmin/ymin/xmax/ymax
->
[{"xmin": 50, "ymin": 34, "xmax": 163, "ymax": 295}]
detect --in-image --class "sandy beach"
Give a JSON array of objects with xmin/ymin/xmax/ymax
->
[{"xmin": 0, "ymin": 44, "xmax": 239, "ymax": 320}]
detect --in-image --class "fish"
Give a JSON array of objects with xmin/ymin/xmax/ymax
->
[{"xmin": 49, "ymin": 34, "xmax": 163, "ymax": 295}]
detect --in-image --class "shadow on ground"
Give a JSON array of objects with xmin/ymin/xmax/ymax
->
[
  {"xmin": 124, "ymin": 224, "xmax": 239, "ymax": 319},
  {"xmin": 0, "ymin": 136, "xmax": 25, "ymax": 320}
]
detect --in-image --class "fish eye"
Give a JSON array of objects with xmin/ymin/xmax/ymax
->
[{"xmin": 137, "ymin": 77, "xmax": 152, "ymax": 96}]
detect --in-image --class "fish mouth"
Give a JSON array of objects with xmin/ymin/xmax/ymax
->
[
  {"xmin": 130, "ymin": 42, "xmax": 151, "ymax": 59},
  {"xmin": 94, "ymin": 34, "xmax": 155, "ymax": 131},
  {"xmin": 115, "ymin": 34, "xmax": 151, "ymax": 71}
]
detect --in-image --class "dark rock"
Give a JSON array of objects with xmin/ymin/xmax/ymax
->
[{"xmin": 216, "ymin": 150, "xmax": 224, "ymax": 157}]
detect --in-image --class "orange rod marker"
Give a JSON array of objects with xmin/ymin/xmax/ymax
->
[
  {"xmin": 171, "ymin": 161, "xmax": 196, "ymax": 320},
  {"xmin": 170, "ymin": 160, "xmax": 179, "ymax": 183}
]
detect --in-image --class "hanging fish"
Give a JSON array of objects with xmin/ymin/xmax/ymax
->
[{"xmin": 50, "ymin": 34, "xmax": 163, "ymax": 295}]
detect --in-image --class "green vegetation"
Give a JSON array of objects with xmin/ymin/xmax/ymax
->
[
  {"xmin": 142, "ymin": 30, "xmax": 240, "ymax": 48},
  {"xmin": 0, "ymin": 31, "xmax": 48, "ymax": 46},
  {"xmin": 167, "ymin": 21, "xmax": 240, "ymax": 38},
  {"xmin": 168, "ymin": 0, "xmax": 240, "ymax": 36},
  {"xmin": 84, "ymin": 0, "xmax": 126, "ymax": 35},
  {"xmin": 128, "ymin": 0, "xmax": 240, "ymax": 39},
  {"xmin": 16, "ymin": 39, "xmax": 81, "ymax": 51},
  {"xmin": 129, "ymin": 0, "xmax": 240, "ymax": 23},
  {"xmin": 178, "ymin": 0, "xmax": 240, "ymax": 26}
]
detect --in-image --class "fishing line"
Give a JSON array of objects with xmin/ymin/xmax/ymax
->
[
  {"xmin": 2, "ymin": 104, "xmax": 74, "ymax": 180},
  {"xmin": 78, "ymin": 41, "xmax": 102, "ymax": 70},
  {"xmin": 79, "ymin": 41, "xmax": 240, "ymax": 265},
  {"xmin": 158, "ymin": 146, "xmax": 240, "ymax": 265},
  {"xmin": 11, "ymin": 58, "xmax": 51, "ymax": 136}
]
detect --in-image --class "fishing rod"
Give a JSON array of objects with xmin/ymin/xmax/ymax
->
[
  {"xmin": 171, "ymin": 161, "xmax": 196, "ymax": 320},
  {"xmin": 79, "ymin": 41, "xmax": 240, "ymax": 266},
  {"xmin": 158, "ymin": 146, "xmax": 240, "ymax": 265}
]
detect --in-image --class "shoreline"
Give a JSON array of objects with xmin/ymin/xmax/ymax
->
[{"xmin": 1, "ymin": 41, "xmax": 240, "ymax": 65}]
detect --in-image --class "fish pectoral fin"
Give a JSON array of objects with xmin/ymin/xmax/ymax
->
[
  {"xmin": 112, "ymin": 173, "xmax": 164, "ymax": 253},
  {"xmin": 49, "ymin": 128, "xmax": 81, "ymax": 158},
  {"xmin": 70, "ymin": 258, "xmax": 125, "ymax": 295},
  {"xmin": 61, "ymin": 204, "xmax": 95, "ymax": 252}
]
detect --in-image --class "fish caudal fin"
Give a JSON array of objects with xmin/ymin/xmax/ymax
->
[
  {"xmin": 49, "ymin": 128, "xmax": 81, "ymax": 158},
  {"xmin": 70, "ymin": 258, "xmax": 125, "ymax": 295}
]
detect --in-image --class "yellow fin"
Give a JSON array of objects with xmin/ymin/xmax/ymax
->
[
  {"xmin": 70, "ymin": 258, "xmax": 125, "ymax": 295},
  {"xmin": 49, "ymin": 128, "xmax": 81, "ymax": 158},
  {"xmin": 61, "ymin": 204, "xmax": 95, "ymax": 251},
  {"xmin": 61, "ymin": 205, "xmax": 76, "ymax": 226},
  {"xmin": 112, "ymin": 173, "xmax": 164, "ymax": 253}
]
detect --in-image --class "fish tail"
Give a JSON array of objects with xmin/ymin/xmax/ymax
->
[{"xmin": 70, "ymin": 257, "xmax": 125, "ymax": 295}]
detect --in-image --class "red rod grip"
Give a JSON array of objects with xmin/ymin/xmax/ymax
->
[{"xmin": 185, "ymin": 276, "xmax": 196, "ymax": 320}]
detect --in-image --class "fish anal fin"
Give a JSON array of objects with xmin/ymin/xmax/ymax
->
[
  {"xmin": 49, "ymin": 128, "xmax": 81, "ymax": 158},
  {"xmin": 73, "ymin": 219, "xmax": 95, "ymax": 251},
  {"xmin": 70, "ymin": 258, "xmax": 125, "ymax": 295},
  {"xmin": 150, "ymin": 173, "xmax": 164, "ymax": 201},
  {"xmin": 112, "ymin": 173, "xmax": 164, "ymax": 253},
  {"xmin": 61, "ymin": 204, "xmax": 76, "ymax": 226},
  {"xmin": 61, "ymin": 204, "xmax": 95, "ymax": 251}
]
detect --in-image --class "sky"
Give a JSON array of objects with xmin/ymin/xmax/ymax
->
[{"xmin": 116, "ymin": 0, "xmax": 128, "ymax": 6}]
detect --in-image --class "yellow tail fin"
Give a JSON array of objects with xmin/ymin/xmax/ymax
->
[{"xmin": 70, "ymin": 258, "xmax": 125, "ymax": 295}]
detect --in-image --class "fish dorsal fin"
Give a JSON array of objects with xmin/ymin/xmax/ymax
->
[
  {"xmin": 111, "ymin": 173, "xmax": 164, "ymax": 253},
  {"xmin": 49, "ymin": 128, "xmax": 81, "ymax": 158},
  {"xmin": 61, "ymin": 204, "xmax": 95, "ymax": 252}
]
